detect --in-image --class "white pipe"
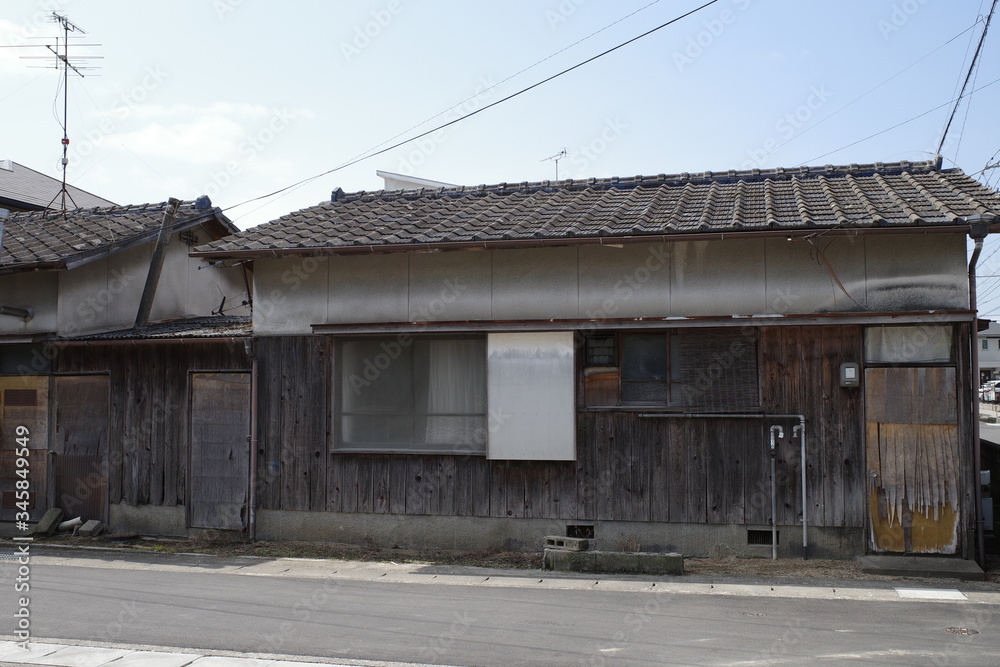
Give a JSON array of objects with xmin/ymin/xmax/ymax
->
[
  {"xmin": 57, "ymin": 516, "xmax": 83, "ymax": 531},
  {"xmin": 643, "ymin": 412, "xmax": 809, "ymax": 559},
  {"xmin": 793, "ymin": 419, "xmax": 807, "ymax": 559},
  {"xmin": 769, "ymin": 425, "xmax": 784, "ymax": 560}
]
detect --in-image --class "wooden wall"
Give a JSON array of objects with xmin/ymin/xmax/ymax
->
[
  {"xmin": 53, "ymin": 341, "xmax": 249, "ymax": 507},
  {"xmin": 256, "ymin": 325, "xmax": 870, "ymax": 528}
]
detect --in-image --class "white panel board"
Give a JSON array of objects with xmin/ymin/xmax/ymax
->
[{"xmin": 487, "ymin": 332, "xmax": 575, "ymax": 461}]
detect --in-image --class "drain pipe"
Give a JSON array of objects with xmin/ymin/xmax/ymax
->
[
  {"xmin": 247, "ymin": 338, "xmax": 259, "ymax": 541},
  {"xmin": 0, "ymin": 305, "xmax": 33, "ymax": 321},
  {"xmin": 769, "ymin": 425, "xmax": 783, "ymax": 559},
  {"xmin": 968, "ymin": 214, "xmax": 993, "ymax": 569}
]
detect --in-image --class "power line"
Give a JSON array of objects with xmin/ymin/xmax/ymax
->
[
  {"xmin": 935, "ymin": 0, "xmax": 997, "ymax": 154},
  {"xmin": 745, "ymin": 21, "xmax": 980, "ymax": 167},
  {"xmin": 799, "ymin": 74, "xmax": 1000, "ymax": 166},
  {"xmin": 222, "ymin": 0, "xmax": 722, "ymax": 216},
  {"xmin": 343, "ymin": 0, "xmax": 666, "ymax": 168}
]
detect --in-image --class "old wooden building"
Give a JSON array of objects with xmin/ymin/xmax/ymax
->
[
  {"xmin": 0, "ymin": 199, "xmax": 251, "ymax": 531},
  {"xmin": 7, "ymin": 159, "xmax": 1000, "ymax": 564},
  {"xmin": 189, "ymin": 158, "xmax": 1000, "ymax": 561}
]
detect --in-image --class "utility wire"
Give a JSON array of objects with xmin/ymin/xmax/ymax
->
[
  {"xmin": 936, "ymin": 0, "xmax": 997, "ymax": 154},
  {"xmin": 800, "ymin": 74, "xmax": 1000, "ymax": 166},
  {"xmin": 222, "ymin": 0, "xmax": 721, "ymax": 215},
  {"xmin": 746, "ymin": 22, "xmax": 980, "ymax": 168},
  {"xmin": 344, "ymin": 0, "xmax": 666, "ymax": 167}
]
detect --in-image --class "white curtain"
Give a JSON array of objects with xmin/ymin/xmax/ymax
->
[{"xmin": 419, "ymin": 338, "xmax": 486, "ymax": 446}]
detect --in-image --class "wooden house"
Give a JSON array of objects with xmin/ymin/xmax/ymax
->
[
  {"xmin": 190, "ymin": 158, "xmax": 1000, "ymax": 561},
  {"xmin": 0, "ymin": 198, "xmax": 251, "ymax": 532}
]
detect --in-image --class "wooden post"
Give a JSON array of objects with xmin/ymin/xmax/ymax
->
[{"xmin": 134, "ymin": 197, "xmax": 181, "ymax": 328}]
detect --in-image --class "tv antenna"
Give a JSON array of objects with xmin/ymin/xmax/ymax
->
[
  {"xmin": 17, "ymin": 12, "xmax": 102, "ymax": 212},
  {"xmin": 541, "ymin": 148, "xmax": 568, "ymax": 181}
]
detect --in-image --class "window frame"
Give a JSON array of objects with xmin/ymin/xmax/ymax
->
[
  {"xmin": 580, "ymin": 327, "xmax": 761, "ymax": 412},
  {"xmin": 332, "ymin": 333, "xmax": 488, "ymax": 455},
  {"xmin": 862, "ymin": 324, "xmax": 957, "ymax": 368}
]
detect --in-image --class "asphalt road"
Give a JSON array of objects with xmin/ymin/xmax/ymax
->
[{"xmin": 2, "ymin": 553, "xmax": 999, "ymax": 666}]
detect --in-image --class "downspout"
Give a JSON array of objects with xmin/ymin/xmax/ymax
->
[
  {"xmin": 134, "ymin": 197, "xmax": 181, "ymax": 328},
  {"xmin": 247, "ymin": 338, "xmax": 259, "ymax": 541},
  {"xmin": 968, "ymin": 214, "xmax": 993, "ymax": 569}
]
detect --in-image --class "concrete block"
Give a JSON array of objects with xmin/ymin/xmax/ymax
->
[
  {"xmin": 544, "ymin": 535, "xmax": 589, "ymax": 551},
  {"xmin": 79, "ymin": 520, "xmax": 104, "ymax": 537},
  {"xmin": 637, "ymin": 552, "xmax": 684, "ymax": 576},
  {"xmin": 33, "ymin": 508, "xmax": 64, "ymax": 537},
  {"xmin": 544, "ymin": 549, "xmax": 595, "ymax": 572},
  {"xmin": 544, "ymin": 549, "xmax": 684, "ymax": 575},
  {"xmin": 595, "ymin": 552, "xmax": 643, "ymax": 574}
]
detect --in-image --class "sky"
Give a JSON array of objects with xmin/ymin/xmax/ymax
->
[{"xmin": 3, "ymin": 1, "xmax": 1000, "ymax": 308}]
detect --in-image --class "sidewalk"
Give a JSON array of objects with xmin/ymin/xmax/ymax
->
[{"xmin": 0, "ymin": 640, "xmax": 429, "ymax": 667}]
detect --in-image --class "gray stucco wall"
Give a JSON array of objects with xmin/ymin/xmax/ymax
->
[
  {"xmin": 252, "ymin": 234, "xmax": 969, "ymax": 335},
  {"xmin": 52, "ymin": 229, "xmax": 249, "ymax": 336},
  {"xmin": 0, "ymin": 272, "xmax": 58, "ymax": 335}
]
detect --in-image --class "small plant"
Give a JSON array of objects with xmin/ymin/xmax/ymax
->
[{"xmin": 612, "ymin": 535, "xmax": 641, "ymax": 552}]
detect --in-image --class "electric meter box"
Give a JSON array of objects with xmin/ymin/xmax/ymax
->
[{"xmin": 840, "ymin": 362, "xmax": 860, "ymax": 388}]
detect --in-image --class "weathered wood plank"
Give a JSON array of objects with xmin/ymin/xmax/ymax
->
[
  {"xmin": 388, "ymin": 456, "xmax": 408, "ymax": 514},
  {"xmin": 355, "ymin": 454, "xmax": 374, "ymax": 513},
  {"xmin": 372, "ymin": 455, "xmax": 389, "ymax": 513}
]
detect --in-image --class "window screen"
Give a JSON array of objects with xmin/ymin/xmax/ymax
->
[{"xmin": 337, "ymin": 336, "xmax": 487, "ymax": 453}]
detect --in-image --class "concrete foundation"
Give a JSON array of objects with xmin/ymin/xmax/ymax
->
[
  {"xmin": 109, "ymin": 503, "xmax": 187, "ymax": 537},
  {"xmin": 256, "ymin": 510, "xmax": 865, "ymax": 560}
]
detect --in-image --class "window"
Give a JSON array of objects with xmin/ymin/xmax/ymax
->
[
  {"xmin": 983, "ymin": 339, "xmax": 990, "ymax": 351},
  {"xmin": 336, "ymin": 335, "xmax": 487, "ymax": 454},
  {"xmin": 864, "ymin": 325, "xmax": 954, "ymax": 364},
  {"xmin": 583, "ymin": 328, "xmax": 759, "ymax": 411}
]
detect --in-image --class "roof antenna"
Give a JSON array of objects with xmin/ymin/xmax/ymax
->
[
  {"xmin": 541, "ymin": 148, "xmax": 568, "ymax": 181},
  {"xmin": 20, "ymin": 13, "xmax": 103, "ymax": 214}
]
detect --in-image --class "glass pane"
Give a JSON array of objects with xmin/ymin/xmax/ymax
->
[
  {"xmin": 414, "ymin": 337, "xmax": 486, "ymax": 414},
  {"xmin": 586, "ymin": 335, "xmax": 616, "ymax": 366},
  {"xmin": 414, "ymin": 415, "xmax": 487, "ymax": 451},
  {"xmin": 864, "ymin": 326, "xmax": 953, "ymax": 364},
  {"xmin": 621, "ymin": 333, "xmax": 667, "ymax": 381},
  {"xmin": 341, "ymin": 414, "xmax": 411, "ymax": 446},
  {"xmin": 341, "ymin": 339, "xmax": 412, "ymax": 412},
  {"xmin": 622, "ymin": 381, "xmax": 668, "ymax": 403}
]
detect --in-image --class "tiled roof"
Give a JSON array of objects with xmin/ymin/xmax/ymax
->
[
  {"xmin": 0, "ymin": 160, "xmax": 116, "ymax": 211},
  {"xmin": 55, "ymin": 315, "xmax": 251, "ymax": 341},
  {"xmin": 1, "ymin": 198, "xmax": 236, "ymax": 273},
  {"xmin": 193, "ymin": 159, "xmax": 1000, "ymax": 258}
]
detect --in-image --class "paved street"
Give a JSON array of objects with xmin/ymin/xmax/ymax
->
[{"xmin": 1, "ymin": 548, "xmax": 999, "ymax": 666}]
